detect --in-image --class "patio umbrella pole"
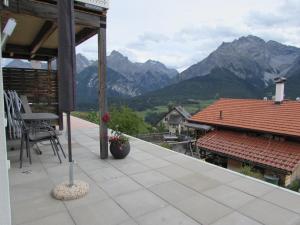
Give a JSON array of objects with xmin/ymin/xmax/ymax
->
[
  {"xmin": 52, "ymin": 0, "xmax": 89, "ymax": 201},
  {"xmin": 67, "ymin": 112, "xmax": 74, "ymax": 187}
]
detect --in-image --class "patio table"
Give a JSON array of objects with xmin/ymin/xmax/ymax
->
[{"xmin": 21, "ymin": 113, "xmax": 59, "ymax": 121}]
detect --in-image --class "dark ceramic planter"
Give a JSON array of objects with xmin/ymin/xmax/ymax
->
[{"xmin": 110, "ymin": 141, "xmax": 130, "ymax": 159}]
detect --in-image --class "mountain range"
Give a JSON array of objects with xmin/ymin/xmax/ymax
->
[{"xmin": 5, "ymin": 35, "xmax": 300, "ymax": 111}]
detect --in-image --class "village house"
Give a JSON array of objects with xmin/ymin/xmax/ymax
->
[
  {"xmin": 189, "ymin": 78, "xmax": 300, "ymax": 187},
  {"xmin": 158, "ymin": 106, "xmax": 191, "ymax": 135}
]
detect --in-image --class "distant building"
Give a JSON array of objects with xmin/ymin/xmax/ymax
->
[
  {"xmin": 158, "ymin": 106, "xmax": 191, "ymax": 135},
  {"xmin": 189, "ymin": 78, "xmax": 300, "ymax": 187}
]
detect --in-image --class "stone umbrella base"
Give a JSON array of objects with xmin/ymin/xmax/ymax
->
[{"xmin": 52, "ymin": 180, "xmax": 89, "ymax": 201}]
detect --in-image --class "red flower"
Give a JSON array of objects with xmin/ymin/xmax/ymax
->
[{"xmin": 102, "ymin": 112, "xmax": 110, "ymax": 123}]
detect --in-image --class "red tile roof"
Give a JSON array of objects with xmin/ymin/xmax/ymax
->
[
  {"xmin": 190, "ymin": 98, "xmax": 300, "ymax": 138},
  {"xmin": 197, "ymin": 130, "xmax": 300, "ymax": 173}
]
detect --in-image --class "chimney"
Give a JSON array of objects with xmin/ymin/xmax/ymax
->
[
  {"xmin": 219, "ymin": 110, "xmax": 223, "ymax": 120},
  {"xmin": 274, "ymin": 77, "xmax": 286, "ymax": 104}
]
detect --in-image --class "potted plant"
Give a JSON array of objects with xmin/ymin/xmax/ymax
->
[{"xmin": 109, "ymin": 129, "xmax": 130, "ymax": 159}]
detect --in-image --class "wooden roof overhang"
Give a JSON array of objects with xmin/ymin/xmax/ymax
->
[{"xmin": 0, "ymin": 0, "xmax": 107, "ymax": 61}]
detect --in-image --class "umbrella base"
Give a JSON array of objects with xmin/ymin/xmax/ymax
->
[{"xmin": 52, "ymin": 180, "xmax": 89, "ymax": 201}]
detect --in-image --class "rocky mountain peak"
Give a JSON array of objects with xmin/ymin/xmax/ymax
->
[
  {"xmin": 108, "ymin": 50, "xmax": 129, "ymax": 62},
  {"xmin": 180, "ymin": 35, "xmax": 300, "ymax": 88}
]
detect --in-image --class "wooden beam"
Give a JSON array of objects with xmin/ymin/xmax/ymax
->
[
  {"xmin": 76, "ymin": 28, "xmax": 98, "ymax": 46},
  {"xmin": 98, "ymin": 26, "xmax": 108, "ymax": 159},
  {"xmin": 4, "ymin": 44, "xmax": 57, "ymax": 60},
  {"xmin": 2, "ymin": 0, "xmax": 106, "ymax": 28},
  {"xmin": 30, "ymin": 20, "xmax": 57, "ymax": 57}
]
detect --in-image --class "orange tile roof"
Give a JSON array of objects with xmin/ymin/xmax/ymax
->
[
  {"xmin": 190, "ymin": 98, "xmax": 300, "ymax": 137},
  {"xmin": 197, "ymin": 130, "xmax": 300, "ymax": 173}
]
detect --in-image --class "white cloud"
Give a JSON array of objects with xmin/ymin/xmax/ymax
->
[{"xmin": 77, "ymin": 0, "xmax": 300, "ymax": 71}]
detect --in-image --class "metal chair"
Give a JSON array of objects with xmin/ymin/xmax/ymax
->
[{"xmin": 12, "ymin": 101, "xmax": 66, "ymax": 168}]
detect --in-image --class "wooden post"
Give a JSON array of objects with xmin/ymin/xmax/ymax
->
[
  {"xmin": 98, "ymin": 25, "xmax": 108, "ymax": 159},
  {"xmin": 0, "ymin": 17, "xmax": 12, "ymax": 225}
]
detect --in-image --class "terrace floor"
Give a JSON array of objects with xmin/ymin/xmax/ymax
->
[{"xmin": 8, "ymin": 117, "xmax": 300, "ymax": 225}]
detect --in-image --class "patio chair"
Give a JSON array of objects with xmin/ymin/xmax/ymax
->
[
  {"xmin": 12, "ymin": 101, "xmax": 66, "ymax": 168},
  {"xmin": 20, "ymin": 95, "xmax": 32, "ymax": 113}
]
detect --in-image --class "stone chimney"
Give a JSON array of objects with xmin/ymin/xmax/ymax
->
[{"xmin": 274, "ymin": 77, "xmax": 286, "ymax": 104}]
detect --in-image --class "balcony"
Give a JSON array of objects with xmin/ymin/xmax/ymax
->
[{"xmin": 8, "ymin": 116, "xmax": 300, "ymax": 225}]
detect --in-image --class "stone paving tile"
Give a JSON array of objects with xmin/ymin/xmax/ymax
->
[
  {"xmin": 228, "ymin": 178, "xmax": 275, "ymax": 197},
  {"xmin": 77, "ymin": 158, "xmax": 110, "ymax": 172},
  {"xmin": 139, "ymin": 145, "xmax": 175, "ymax": 157},
  {"xmin": 45, "ymin": 163, "xmax": 82, "ymax": 179},
  {"xmin": 114, "ymin": 189, "xmax": 168, "ymax": 218},
  {"xmin": 262, "ymin": 188, "xmax": 300, "ymax": 214},
  {"xmin": 19, "ymin": 212, "xmax": 75, "ymax": 225},
  {"xmin": 88, "ymin": 166, "xmax": 124, "ymax": 183},
  {"xmin": 11, "ymin": 195, "xmax": 66, "ymax": 225},
  {"xmin": 131, "ymin": 170, "xmax": 171, "ymax": 188},
  {"xmin": 180, "ymin": 160, "xmax": 215, "ymax": 174},
  {"xmin": 106, "ymin": 156, "xmax": 137, "ymax": 167},
  {"xmin": 117, "ymin": 219, "xmax": 139, "ymax": 225},
  {"xmin": 129, "ymin": 151, "xmax": 156, "ymax": 161},
  {"xmin": 156, "ymin": 164, "xmax": 193, "ymax": 179},
  {"xmin": 9, "ymin": 163, "xmax": 49, "ymax": 186},
  {"xmin": 210, "ymin": 212, "xmax": 263, "ymax": 225},
  {"xmin": 10, "ymin": 178, "xmax": 53, "ymax": 203},
  {"xmin": 98, "ymin": 176, "xmax": 143, "ymax": 197},
  {"xmin": 149, "ymin": 181, "xmax": 198, "ymax": 205},
  {"xmin": 63, "ymin": 174, "xmax": 110, "ymax": 209},
  {"xmin": 203, "ymin": 168, "xmax": 241, "ymax": 183},
  {"xmin": 115, "ymin": 161, "xmax": 151, "ymax": 175},
  {"xmin": 9, "ymin": 117, "xmax": 300, "ymax": 225},
  {"xmin": 239, "ymin": 199, "xmax": 300, "ymax": 225},
  {"xmin": 164, "ymin": 154, "xmax": 195, "ymax": 164},
  {"xmin": 176, "ymin": 173, "xmax": 221, "ymax": 192},
  {"xmin": 136, "ymin": 205, "xmax": 201, "ymax": 225},
  {"xmin": 69, "ymin": 199, "xmax": 130, "ymax": 225},
  {"xmin": 203, "ymin": 185, "xmax": 255, "ymax": 209},
  {"xmin": 139, "ymin": 158, "xmax": 171, "ymax": 169},
  {"xmin": 175, "ymin": 193, "xmax": 232, "ymax": 225}
]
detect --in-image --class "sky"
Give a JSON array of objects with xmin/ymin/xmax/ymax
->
[{"xmin": 77, "ymin": 0, "xmax": 300, "ymax": 72}]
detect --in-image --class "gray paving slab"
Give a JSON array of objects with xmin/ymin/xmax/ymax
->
[
  {"xmin": 262, "ymin": 188, "xmax": 300, "ymax": 214},
  {"xmin": 175, "ymin": 193, "xmax": 232, "ymax": 225},
  {"xmin": 203, "ymin": 185, "xmax": 255, "ymax": 209},
  {"xmin": 180, "ymin": 159, "xmax": 215, "ymax": 173},
  {"xmin": 11, "ymin": 195, "xmax": 66, "ymax": 225},
  {"xmin": 131, "ymin": 170, "xmax": 171, "ymax": 188},
  {"xmin": 115, "ymin": 161, "xmax": 151, "ymax": 175},
  {"xmin": 176, "ymin": 173, "xmax": 221, "ymax": 192},
  {"xmin": 204, "ymin": 168, "xmax": 241, "ymax": 183},
  {"xmin": 19, "ymin": 212, "xmax": 75, "ymax": 225},
  {"xmin": 10, "ymin": 178, "xmax": 53, "ymax": 203},
  {"xmin": 136, "ymin": 205, "xmax": 201, "ymax": 225},
  {"xmin": 98, "ymin": 176, "xmax": 143, "ymax": 197},
  {"xmin": 88, "ymin": 166, "xmax": 124, "ymax": 183},
  {"xmin": 229, "ymin": 178, "xmax": 275, "ymax": 197},
  {"xmin": 45, "ymin": 163, "xmax": 82, "ymax": 179},
  {"xmin": 239, "ymin": 199, "xmax": 300, "ymax": 225},
  {"xmin": 69, "ymin": 199, "xmax": 130, "ymax": 225},
  {"xmin": 114, "ymin": 189, "xmax": 168, "ymax": 218},
  {"xmin": 129, "ymin": 151, "xmax": 155, "ymax": 161},
  {"xmin": 8, "ymin": 118, "xmax": 300, "ymax": 225},
  {"xmin": 77, "ymin": 158, "xmax": 110, "ymax": 172},
  {"xmin": 210, "ymin": 212, "xmax": 263, "ymax": 225},
  {"xmin": 139, "ymin": 158, "xmax": 171, "ymax": 169},
  {"xmin": 9, "ymin": 163, "xmax": 49, "ymax": 186},
  {"xmin": 149, "ymin": 181, "xmax": 199, "ymax": 205},
  {"xmin": 156, "ymin": 164, "xmax": 193, "ymax": 179},
  {"xmin": 63, "ymin": 174, "xmax": 110, "ymax": 209},
  {"xmin": 117, "ymin": 219, "xmax": 139, "ymax": 225}
]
